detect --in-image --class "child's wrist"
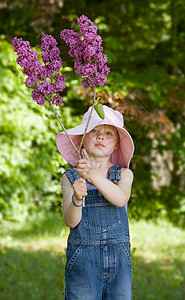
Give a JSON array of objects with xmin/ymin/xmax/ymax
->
[
  {"xmin": 88, "ymin": 169, "xmax": 97, "ymax": 181},
  {"xmin": 74, "ymin": 194, "xmax": 83, "ymax": 201},
  {"xmin": 72, "ymin": 194, "xmax": 82, "ymax": 207}
]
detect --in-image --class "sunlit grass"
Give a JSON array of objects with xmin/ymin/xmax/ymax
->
[
  {"xmin": 0, "ymin": 211, "xmax": 67, "ymax": 300},
  {"xmin": 0, "ymin": 211, "xmax": 184, "ymax": 300},
  {"xmin": 130, "ymin": 219, "xmax": 185, "ymax": 300}
]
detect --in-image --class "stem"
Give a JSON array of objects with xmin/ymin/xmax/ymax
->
[
  {"xmin": 49, "ymin": 100, "xmax": 81, "ymax": 158},
  {"xmin": 79, "ymin": 87, "xmax": 96, "ymax": 208},
  {"xmin": 78, "ymin": 87, "xmax": 96, "ymax": 154},
  {"xmin": 49, "ymin": 77, "xmax": 81, "ymax": 159}
]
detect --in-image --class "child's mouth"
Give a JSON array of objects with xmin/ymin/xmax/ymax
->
[{"xmin": 95, "ymin": 144, "xmax": 105, "ymax": 148}]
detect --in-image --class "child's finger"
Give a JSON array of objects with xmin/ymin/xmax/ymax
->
[
  {"xmin": 79, "ymin": 177, "xmax": 86, "ymax": 184},
  {"xmin": 82, "ymin": 148, "xmax": 89, "ymax": 159},
  {"xmin": 81, "ymin": 150, "xmax": 86, "ymax": 159},
  {"xmin": 76, "ymin": 162, "xmax": 89, "ymax": 170},
  {"xmin": 74, "ymin": 177, "xmax": 86, "ymax": 185},
  {"xmin": 79, "ymin": 178, "xmax": 87, "ymax": 189},
  {"xmin": 76, "ymin": 159, "xmax": 87, "ymax": 165}
]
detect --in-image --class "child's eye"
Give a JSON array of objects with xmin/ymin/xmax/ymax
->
[
  {"xmin": 91, "ymin": 129, "xmax": 97, "ymax": 133},
  {"xmin": 106, "ymin": 131, "xmax": 112, "ymax": 136}
]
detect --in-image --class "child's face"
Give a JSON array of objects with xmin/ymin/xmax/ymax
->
[{"xmin": 83, "ymin": 125, "xmax": 119, "ymax": 159}]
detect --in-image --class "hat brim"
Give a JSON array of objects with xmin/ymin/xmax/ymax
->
[{"xmin": 56, "ymin": 119, "xmax": 134, "ymax": 168}]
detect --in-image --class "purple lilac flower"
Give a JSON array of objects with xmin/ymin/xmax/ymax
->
[
  {"xmin": 40, "ymin": 35, "xmax": 62, "ymax": 78},
  {"xmin": 60, "ymin": 30, "xmax": 84, "ymax": 59},
  {"xmin": 51, "ymin": 93, "xmax": 64, "ymax": 106},
  {"xmin": 54, "ymin": 73, "xmax": 66, "ymax": 92},
  {"xmin": 41, "ymin": 35, "xmax": 58, "ymax": 51},
  {"xmin": 12, "ymin": 35, "xmax": 66, "ymax": 106},
  {"xmin": 37, "ymin": 80, "xmax": 55, "ymax": 96},
  {"xmin": 60, "ymin": 15, "xmax": 110, "ymax": 89},
  {"xmin": 12, "ymin": 37, "xmax": 42, "ymax": 80},
  {"xmin": 31, "ymin": 89, "xmax": 46, "ymax": 106},
  {"xmin": 25, "ymin": 74, "xmax": 38, "ymax": 87},
  {"xmin": 12, "ymin": 37, "xmax": 30, "ymax": 52}
]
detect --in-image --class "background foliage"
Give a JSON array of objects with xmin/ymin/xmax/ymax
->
[{"xmin": 0, "ymin": 0, "xmax": 185, "ymax": 225}]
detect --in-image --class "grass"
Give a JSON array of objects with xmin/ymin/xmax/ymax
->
[
  {"xmin": 130, "ymin": 219, "xmax": 185, "ymax": 300},
  {"xmin": 0, "ymin": 211, "xmax": 68, "ymax": 300},
  {"xmin": 0, "ymin": 211, "xmax": 184, "ymax": 300}
]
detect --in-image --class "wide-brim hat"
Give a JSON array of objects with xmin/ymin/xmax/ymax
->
[{"xmin": 56, "ymin": 105, "xmax": 134, "ymax": 168}]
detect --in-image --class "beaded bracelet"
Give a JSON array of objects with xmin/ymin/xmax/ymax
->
[{"xmin": 72, "ymin": 194, "xmax": 82, "ymax": 207}]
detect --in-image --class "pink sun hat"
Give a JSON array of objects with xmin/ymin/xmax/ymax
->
[{"xmin": 56, "ymin": 105, "xmax": 134, "ymax": 168}]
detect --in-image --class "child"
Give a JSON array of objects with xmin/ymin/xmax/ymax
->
[{"xmin": 56, "ymin": 105, "xmax": 134, "ymax": 300}]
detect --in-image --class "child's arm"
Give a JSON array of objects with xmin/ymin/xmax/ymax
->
[
  {"xmin": 62, "ymin": 174, "xmax": 87, "ymax": 228},
  {"xmin": 90, "ymin": 168, "xmax": 133, "ymax": 207},
  {"xmin": 76, "ymin": 152, "xmax": 133, "ymax": 207},
  {"xmin": 78, "ymin": 167, "xmax": 133, "ymax": 207}
]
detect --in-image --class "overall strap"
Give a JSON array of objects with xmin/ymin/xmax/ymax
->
[
  {"xmin": 108, "ymin": 165, "xmax": 122, "ymax": 181},
  {"xmin": 65, "ymin": 168, "xmax": 81, "ymax": 185},
  {"xmin": 65, "ymin": 165, "xmax": 122, "ymax": 185}
]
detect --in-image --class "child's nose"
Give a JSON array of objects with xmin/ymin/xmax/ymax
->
[{"xmin": 97, "ymin": 132, "xmax": 104, "ymax": 140}]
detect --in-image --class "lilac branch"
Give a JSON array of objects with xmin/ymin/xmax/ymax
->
[
  {"xmin": 78, "ymin": 86, "xmax": 96, "ymax": 154},
  {"xmin": 49, "ymin": 100, "xmax": 80, "ymax": 158},
  {"xmin": 12, "ymin": 15, "xmax": 110, "ymax": 166},
  {"xmin": 11, "ymin": 35, "xmax": 82, "ymax": 159}
]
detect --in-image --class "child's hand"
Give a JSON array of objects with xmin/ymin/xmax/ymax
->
[
  {"xmin": 73, "ymin": 177, "xmax": 87, "ymax": 200},
  {"xmin": 76, "ymin": 148, "xmax": 94, "ymax": 180}
]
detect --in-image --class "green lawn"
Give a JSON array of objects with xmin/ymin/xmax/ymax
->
[
  {"xmin": 130, "ymin": 219, "xmax": 185, "ymax": 300},
  {"xmin": 0, "ymin": 211, "xmax": 184, "ymax": 300}
]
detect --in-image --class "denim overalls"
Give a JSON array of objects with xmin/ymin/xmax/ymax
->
[{"xmin": 64, "ymin": 165, "xmax": 132, "ymax": 300}]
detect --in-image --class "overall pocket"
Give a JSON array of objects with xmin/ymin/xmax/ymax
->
[
  {"xmin": 82, "ymin": 204, "xmax": 121, "ymax": 232},
  {"xmin": 65, "ymin": 243, "xmax": 86, "ymax": 277},
  {"xmin": 120, "ymin": 241, "xmax": 132, "ymax": 270}
]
